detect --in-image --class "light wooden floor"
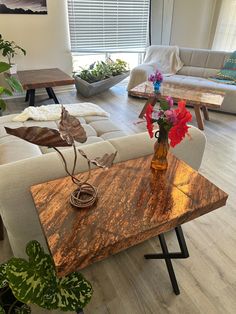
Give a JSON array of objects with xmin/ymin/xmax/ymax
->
[{"xmin": 1, "ymin": 82, "xmax": 236, "ymax": 314}]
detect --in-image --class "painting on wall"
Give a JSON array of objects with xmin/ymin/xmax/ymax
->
[{"xmin": 0, "ymin": 0, "xmax": 47, "ymax": 14}]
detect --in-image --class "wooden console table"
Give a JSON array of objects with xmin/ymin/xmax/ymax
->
[
  {"xmin": 31, "ymin": 154, "xmax": 228, "ymax": 295},
  {"xmin": 129, "ymin": 82, "xmax": 225, "ymax": 130},
  {"xmin": 17, "ymin": 68, "xmax": 75, "ymax": 106}
]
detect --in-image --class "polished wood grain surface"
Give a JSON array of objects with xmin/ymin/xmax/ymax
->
[
  {"xmin": 17, "ymin": 68, "xmax": 75, "ymax": 90},
  {"xmin": 130, "ymin": 81, "xmax": 225, "ymax": 131},
  {"xmin": 31, "ymin": 153, "xmax": 228, "ymax": 277},
  {"xmin": 129, "ymin": 81, "xmax": 225, "ymax": 108}
]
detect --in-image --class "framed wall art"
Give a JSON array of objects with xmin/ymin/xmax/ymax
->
[{"xmin": 0, "ymin": 0, "xmax": 47, "ymax": 14}]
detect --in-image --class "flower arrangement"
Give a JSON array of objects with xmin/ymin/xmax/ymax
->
[
  {"xmin": 143, "ymin": 68, "xmax": 192, "ymax": 170},
  {"xmin": 148, "ymin": 69, "xmax": 163, "ymax": 93},
  {"xmin": 144, "ymin": 97, "xmax": 192, "ymax": 148}
]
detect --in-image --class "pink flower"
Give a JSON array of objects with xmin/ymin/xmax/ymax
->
[
  {"xmin": 165, "ymin": 110, "xmax": 177, "ymax": 124},
  {"xmin": 148, "ymin": 69, "xmax": 163, "ymax": 83},
  {"xmin": 166, "ymin": 96, "xmax": 174, "ymax": 108}
]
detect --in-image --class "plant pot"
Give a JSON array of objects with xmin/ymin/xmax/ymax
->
[
  {"xmin": 74, "ymin": 71, "xmax": 129, "ymax": 97},
  {"xmin": 9, "ymin": 64, "xmax": 17, "ymax": 74}
]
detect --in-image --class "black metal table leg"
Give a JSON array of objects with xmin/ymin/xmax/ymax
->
[
  {"xmin": 144, "ymin": 226, "xmax": 189, "ymax": 295},
  {"xmin": 159, "ymin": 232, "xmax": 180, "ymax": 295},
  {"xmin": 28, "ymin": 89, "xmax": 36, "ymax": 106},
  {"xmin": 46, "ymin": 87, "xmax": 53, "ymax": 99},
  {"xmin": 45, "ymin": 87, "xmax": 59, "ymax": 104},
  {"xmin": 25, "ymin": 90, "xmax": 30, "ymax": 102}
]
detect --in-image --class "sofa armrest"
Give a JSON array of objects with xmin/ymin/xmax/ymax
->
[{"xmin": 127, "ymin": 64, "xmax": 155, "ymax": 91}]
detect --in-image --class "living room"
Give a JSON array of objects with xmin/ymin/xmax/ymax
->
[{"xmin": 0, "ymin": 0, "xmax": 235, "ymax": 313}]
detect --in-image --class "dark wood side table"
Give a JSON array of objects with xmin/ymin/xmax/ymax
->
[
  {"xmin": 31, "ymin": 154, "xmax": 228, "ymax": 295},
  {"xmin": 17, "ymin": 68, "xmax": 75, "ymax": 106}
]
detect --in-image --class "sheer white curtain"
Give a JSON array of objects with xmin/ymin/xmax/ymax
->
[{"xmin": 212, "ymin": 0, "xmax": 236, "ymax": 51}]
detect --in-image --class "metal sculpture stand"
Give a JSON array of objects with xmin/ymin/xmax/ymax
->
[
  {"xmin": 53, "ymin": 146, "xmax": 98, "ymax": 209},
  {"xmin": 70, "ymin": 183, "xmax": 98, "ymax": 208},
  {"xmin": 144, "ymin": 226, "xmax": 189, "ymax": 295}
]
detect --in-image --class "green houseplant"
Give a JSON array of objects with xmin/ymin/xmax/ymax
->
[
  {"xmin": 74, "ymin": 58, "xmax": 129, "ymax": 97},
  {"xmin": 0, "ymin": 240, "xmax": 93, "ymax": 314},
  {"xmin": 0, "ymin": 34, "xmax": 26, "ymax": 74},
  {"xmin": 0, "ymin": 61, "xmax": 23, "ymax": 114}
]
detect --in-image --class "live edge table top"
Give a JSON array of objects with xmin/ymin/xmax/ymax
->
[
  {"xmin": 31, "ymin": 154, "xmax": 228, "ymax": 277},
  {"xmin": 129, "ymin": 82, "xmax": 225, "ymax": 108},
  {"xmin": 17, "ymin": 68, "xmax": 75, "ymax": 90}
]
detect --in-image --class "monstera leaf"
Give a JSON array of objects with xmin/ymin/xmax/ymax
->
[
  {"xmin": 78, "ymin": 149, "xmax": 117, "ymax": 169},
  {"xmin": 59, "ymin": 106, "xmax": 87, "ymax": 145},
  {"xmin": 2, "ymin": 241, "xmax": 92, "ymax": 311},
  {"xmin": 5, "ymin": 127, "xmax": 71, "ymax": 147}
]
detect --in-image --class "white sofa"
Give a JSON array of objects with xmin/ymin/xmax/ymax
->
[
  {"xmin": 0, "ymin": 111, "xmax": 206, "ymax": 259},
  {"xmin": 128, "ymin": 46, "xmax": 236, "ymax": 114}
]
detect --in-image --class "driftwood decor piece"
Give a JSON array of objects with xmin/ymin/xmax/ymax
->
[{"xmin": 5, "ymin": 106, "xmax": 117, "ymax": 209}]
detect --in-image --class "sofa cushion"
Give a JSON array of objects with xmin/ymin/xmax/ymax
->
[
  {"xmin": 178, "ymin": 66, "xmax": 218, "ymax": 78},
  {"xmin": 179, "ymin": 48, "xmax": 230, "ymax": 69},
  {"xmin": 0, "ymin": 122, "xmax": 23, "ymax": 139},
  {"xmin": 40, "ymin": 136, "xmax": 105, "ymax": 154},
  {"xmin": 0, "ymin": 139, "xmax": 42, "ymax": 165},
  {"xmin": 84, "ymin": 116, "xmax": 109, "ymax": 123},
  {"xmin": 101, "ymin": 131, "xmax": 127, "ymax": 140},
  {"xmin": 0, "ymin": 112, "xmax": 127, "ymax": 161},
  {"xmin": 89, "ymin": 120, "xmax": 121, "ymax": 136}
]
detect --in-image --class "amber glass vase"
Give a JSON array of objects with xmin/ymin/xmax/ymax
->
[{"xmin": 151, "ymin": 125, "xmax": 169, "ymax": 171}]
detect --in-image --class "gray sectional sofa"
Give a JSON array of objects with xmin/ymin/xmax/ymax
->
[{"xmin": 128, "ymin": 46, "xmax": 236, "ymax": 114}]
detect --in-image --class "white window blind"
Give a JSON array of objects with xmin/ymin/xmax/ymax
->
[{"xmin": 67, "ymin": 0, "xmax": 150, "ymax": 53}]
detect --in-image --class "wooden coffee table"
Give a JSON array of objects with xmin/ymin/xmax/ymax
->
[
  {"xmin": 129, "ymin": 82, "xmax": 225, "ymax": 130},
  {"xmin": 31, "ymin": 154, "xmax": 228, "ymax": 295},
  {"xmin": 17, "ymin": 68, "xmax": 75, "ymax": 106}
]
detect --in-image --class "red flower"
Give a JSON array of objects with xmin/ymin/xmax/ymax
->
[
  {"xmin": 168, "ymin": 100, "xmax": 192, "ymax": 147},
  {"xmin": 144, "ymin": 104, "xmax": 154, "ymax": 138}
]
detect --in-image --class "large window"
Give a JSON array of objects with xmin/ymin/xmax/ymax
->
[{"xmin": 67, "ymin": 0, "xmax": 150, "ymax": 54}]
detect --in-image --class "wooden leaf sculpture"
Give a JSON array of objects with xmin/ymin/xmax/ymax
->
[
  {"xmin": 59, "ymin": 106, "xmax": 87, "ymax": 144},
  {"xmin": 5, "ymin": 126, "xmax": 71, "ymax": 147},
  {"xmin": 78, "ymin": 149, "xmax": 117, "ymax": 169}
]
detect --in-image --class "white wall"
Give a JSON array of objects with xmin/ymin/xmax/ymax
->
[
  {"xmin": 0, "ymin": 0, "xmax": 72, "ymax": 74},
  {"xmin": 170, "ymin": 0, "xmax": 217, "ymax": 48},
  {"xmin": 151, "ymin": 0, "xmax": 218, "ymax": 49}
]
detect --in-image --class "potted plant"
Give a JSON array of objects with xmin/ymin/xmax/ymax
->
[
  {"xmin": 0, "ymin": 240, "xmax": 93, "ymax": 314},
  {"xmin": 74, "ymin": 58, "xmax": 129, "ymax": 97},
  {"xmin": 0, "ymin": 61, "xmax": 23, "ymax": 116},
  {"xmin": 0, "ymin": 34, "xmax": 26, "ymax": 74}
]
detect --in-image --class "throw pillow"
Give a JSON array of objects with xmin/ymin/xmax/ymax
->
[{"xmin": 211, "ymin": 50, "xmax": 236, "ymax": 85}]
